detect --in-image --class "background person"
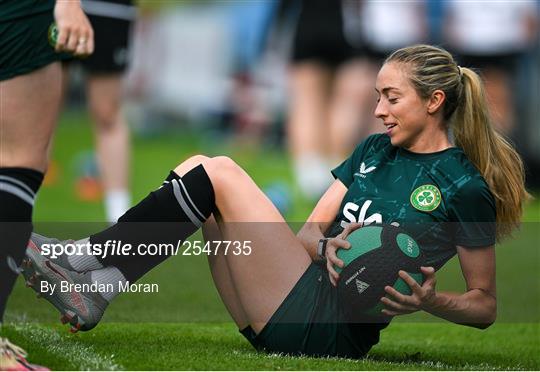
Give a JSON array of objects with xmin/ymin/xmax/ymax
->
[
  {"xmin": 282, "ymin": 0, "xmax": 372, "ymax": 200},
  {"xmin": 62, "ymin": 0, "xmax": 136, "ymax": 222},
  {"xmin": 0, "ymin": 0, "xmax": 93, "ymax": 369},
  {"xmin": 282, "ymin": 0, "xmax": 428, "ymax": 201},
  {"xmin": 442, "ymin": 0, "xmax": 538, "ymax": 136}
]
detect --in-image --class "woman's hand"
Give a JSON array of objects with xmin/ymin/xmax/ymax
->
[
  {"xmin": 54, "ymin": 0, "xmax": 94, "ymax": 56},
  {"xmin": 326, "ymin": 222, "xmax": 363, "ymax": 287},
  {"xmin": 380, "ymin": 266, "xmax": 437, "ymax": 316}
]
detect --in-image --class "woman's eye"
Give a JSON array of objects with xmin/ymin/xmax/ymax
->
[{"xmin": 389, "ymin": 98, "xmax": 398, "ymax": 103}]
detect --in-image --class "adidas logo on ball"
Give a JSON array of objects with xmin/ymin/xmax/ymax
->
[
  {"xmin": 355, "ymin": 279, "xmax": 370, "ymax": 294},
  {"xmin": 335, "ymin": 224, "xmax": 425, "ymax": 322}
]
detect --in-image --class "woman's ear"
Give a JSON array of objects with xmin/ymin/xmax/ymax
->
[{"xmin": 427, "ymin": 90, "xmax": 446, "ymax": 115}]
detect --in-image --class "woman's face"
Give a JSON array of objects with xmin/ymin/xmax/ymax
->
[{"xmin": 374, "ymin": 62, "xmax": 432, "ymax": 151}]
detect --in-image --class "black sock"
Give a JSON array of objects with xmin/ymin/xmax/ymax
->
[
  {"xmin": 90, "ymin": 165, "xmax": 215, "ymax": 282},
  {"xmin": 0, "ymin": 168, "xmax": 43, "ymax": 322}
]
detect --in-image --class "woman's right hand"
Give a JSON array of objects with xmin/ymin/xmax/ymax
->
[{"xmin": 326, "ymin": 222, "xmax": 363, "ymax": 287}]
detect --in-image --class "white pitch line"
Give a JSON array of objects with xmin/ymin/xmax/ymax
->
[{"xmin": 11, "ymin": 322, "xmax": 122, "ymax": 371}]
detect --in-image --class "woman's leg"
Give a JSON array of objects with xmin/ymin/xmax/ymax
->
[
  {"xmin": 23, "ymin": 154, "xmax": 310, "ymax": 334},
  {"xmin": 86, "ymin": 74, "xmax": 131, "ymax": 222},
  {"xmin": 0, "ymin": 62, "xmax": 62, "ymax": 170},
  {"xmin": 0, "ymin": 62, "xmax": 62, "ymax": 321},
  {"xmin": 482, "ymin": 67, "xmax": 514, "ymax": 135},
  {"xmin": 174, "ymin": 156, "xmax": 312, "ymax": 333},
  {"xmin": 287, "ymin": 63, "xmax": 335, "ymax": 199},
  {"xmin": 202, "ymin": 215, "xmax": 249, "ymax": 330},
  {"xmin": 328, "ymin": 59, "xmax": 380, "ymax": 163}
]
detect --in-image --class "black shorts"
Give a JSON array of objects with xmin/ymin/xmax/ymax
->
[
  {"xmin": 240, "ymin": 263, "xmax": 386, "ymax": 359},
  {"xmin": 0, "ymin": 11, "xmax": 66, "ymax": 81},
  {"xmin": 75, "ymin": 13, "xmax": 132, "ymax": 74},
  {"xmin": 291, "ymin": 0, "xmax": 365, "ymax": 67}
]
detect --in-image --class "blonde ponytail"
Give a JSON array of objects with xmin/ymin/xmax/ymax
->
[
  {"xmin": 386, "ymin": 45, "xmax": 529, "ymax": 241},
  {"xmin": 454, "ymin": 68, "xmax": 530, "ymax": 240}
]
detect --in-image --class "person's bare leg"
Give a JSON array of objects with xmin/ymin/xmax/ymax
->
[
  {"xmin": 172, "ymin": 155, "xmax": 252, "ymax": 329},
  {"xmin": 482, "ymin": 68, "xmax": 514, "ymax": 136},
  {"xmin": 87, "ymin": 74, "xmax": 130, "ymax": 222},
  {"xmin": 202, "ymin": 215, "xmax": 249, "ymax": 329},
  {"xmin": 0, "ymin": 63, "xmax": 62, "ymax": 170},
  {"xmin": 43, "ymin": 64, "xmax": 71, "ymax": 160},
  {"xmin": 287, "ymin": 63, "xmax": 334, "ymax": 198},
  {"xmin": 328, "ymin": 59, "xmax": 380, "ymax": 164},
  {"xmin": 174, "ymin": 156, "xmax": 311, "ymax": 333},
  {"xmin": 0, "ymin": 62, "xmax": 63, "ymax": 322},
  {"xmin": 287, "ymin": 63, "xmax": 332, "ymax": 160}
]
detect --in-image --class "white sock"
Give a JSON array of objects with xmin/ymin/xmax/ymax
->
[
  {"xmin": 67, "ymin": 238, "xmax": 104, "ymax": 272},
  {"xmin": 90, "ymin": 266, "xmax": 127, "ymax": 303},
  {"xmin": 295, "ymin": 154, "xmax": 333, "ymax": 200},
  {"xmin": 105, "ymin": 189, "xmax": 131, "ymax": 223}
]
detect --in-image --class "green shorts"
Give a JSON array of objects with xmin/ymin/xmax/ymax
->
[
  {"xmin": 240, "ymin": 263, "xmax": 386, "ymax": 359},
  {"xmin": 0, "ymin": 11, "xmax": 67, "ymax": 81}
]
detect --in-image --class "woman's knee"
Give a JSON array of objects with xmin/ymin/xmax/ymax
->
[
  {"xmin": 189, "ymin": 154, "xmax": 212, "ymax": 166},
  {"xmin": 211, "ymin": 156, "xmax": 239, "ymax": 170},
  {"xmin": 197, "ymin": 156, "xmax": 247, "ymax": 198},
  {"xmin": 206, "ymin": 156, "xmax": 243, "ymax": 181},
  {"xmin": 173, "ymin": 155, "xmax": 211, "ymax": 176},
  {"xmin": 173, "ymin": 155, "xmax": 243, "ymax": 192},
  {"xmin": 90, "ymin": 103, "xmax": 119, "ymax": 132}
]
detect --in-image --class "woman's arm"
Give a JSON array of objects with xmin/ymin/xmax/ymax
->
[
  {"xmin": 297, "ymin": 180, "xmax": 347, "ymax": 260},
  {"xmin": 382, "ymin": 245, "xmax": 497, "ymax": 329}
]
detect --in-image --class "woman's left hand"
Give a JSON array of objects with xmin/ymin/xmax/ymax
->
[
  {"xmin": 54, "ymin": 0, "xmax": 94, "ymax": 56},
  {"xmin": 380, "ymin": 266, "xmax": 438, "ymax": 316}
]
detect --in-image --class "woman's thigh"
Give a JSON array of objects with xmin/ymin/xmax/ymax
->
[
  {"xmin": 193, "ymin": 156, "xmax": 312, "ymax": 333},
  {"xmin": 0, "ymin": 62, "xmax": 62, "ymax": 170},
  {"xmin": 203, "ymin": 215, "xmax": 250, "ymax": 329},
  {"xmin": 174, "ymin": 155, "xmax": 312, "ymax": 333}
]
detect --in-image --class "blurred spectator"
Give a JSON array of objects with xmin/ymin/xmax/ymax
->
[
  {"xmin": 125, "ymin": 3, "xmax": 233, "ymax": 131},
  {"xmin": 219, "ymin": 1, "xmax": 278, "ymax": 140},
  {"xmin": 63, "ymin": 0, "xmax": 136, "ymax": 222},
  {"xmin": 282, "ymin": 0, "xmax": 368, "ymax": 199},
  {"xmin": 282, "ymin": 0, "xmax": 427, "ymax": 199},
  {"xmin": 125, "ymin": 1, "xmax": 278, "ymax": 139},
  {"xmin": 443, "ymin": 0, "xmax": 539, "ymax": 137},
  {"xmin": 355, "ymin": 0, "xmax": 428, "ymax": 145},
  {"xmin": 358, "ymin": 0, "xmax": 428, "ymax": 61}
]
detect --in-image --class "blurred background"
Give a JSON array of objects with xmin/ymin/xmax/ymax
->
[
  {"xmin": 46, "ymin": 0, "xmax": 539, "ymax": 224},
  {"xmin": 9, "ymin": 0, "xmax": 540, "ymax": 330}
]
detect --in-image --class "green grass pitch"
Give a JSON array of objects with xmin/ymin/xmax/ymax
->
[{"xmin": 3, "ymin": 111, "xmax": 540, "ymax": 370}]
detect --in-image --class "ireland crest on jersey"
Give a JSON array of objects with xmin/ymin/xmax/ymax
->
[{"xmin": 410, "ymin": 185, "xmax": 442, "ymax": 212}]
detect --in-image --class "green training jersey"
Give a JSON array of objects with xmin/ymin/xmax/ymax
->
[{"xmin": 329, "ymin": 134, "xmax": 496, "ymax": 269}]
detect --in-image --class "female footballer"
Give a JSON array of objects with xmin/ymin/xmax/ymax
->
[
  {"xmin": 23, "ymin": 45, "xmax": 528, "ymax": 359},
  {"xmin": 0, "ymin": 0, "xmax": 94, "ymax": 369}
]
